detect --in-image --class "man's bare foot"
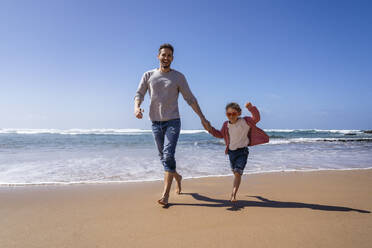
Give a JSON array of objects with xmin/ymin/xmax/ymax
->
[
  {"xmin": 230, "ymin": 194, "xmax": 238, "ymax": 202},
  {"xmin": 157, "ymin": 195, "xmax": 169, "ymax": 206},
  {"xmin": 175, "ymin": 174, "xmax": 182, "ymax": 194}
]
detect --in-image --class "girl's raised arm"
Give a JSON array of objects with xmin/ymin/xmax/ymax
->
[{"xmin": 245, "ymin": 102, "xmax": 260, "ymax": 124}]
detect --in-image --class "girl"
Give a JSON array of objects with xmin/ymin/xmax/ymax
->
[{"xmin": 206, "ymin": 102, "xmax": 269, "ymax": 202}]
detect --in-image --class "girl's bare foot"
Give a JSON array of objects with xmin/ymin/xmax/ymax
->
[
  {"xmin": 157, "ymin": 194, "xmax": 169, "ymax": 206},
  {"xmin": 175, "ymin": 174, "xmax": 182, "ymax": 194}
]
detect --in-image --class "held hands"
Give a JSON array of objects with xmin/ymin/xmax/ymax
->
[
  {"xmin": 245, "ymin": 102, "xmax": 253, "ymax": 109},
  {"xmin": 134, "ymin": 108, "xmax": 144, "ymax": 119},
  {"xmin": 201, "ymin": 118, "xmax": 212, "ymax": 132}
]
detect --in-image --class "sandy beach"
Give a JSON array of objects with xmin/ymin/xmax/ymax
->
[{"xmin": 1, "ymin": 169, "xmax": 371, "ymax": 248}]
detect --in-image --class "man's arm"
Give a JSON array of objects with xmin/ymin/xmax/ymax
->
[
  {"xmin": 189, "ymin": 101, "xmax": 212, "ymax": 131},
  {"xmin": 178, "ymin": 74, "xmax": 212, "ymax": 130},
  {"xmin": 190, "ymin": 101, "xmax": 206, "ymax": 121},
  {"xmin": 134, "ymin": 72, "xmax": 149, "ymax": 119},
  {"xmin": 134, "ymin": 99, "xmax": 143, "ymax": 119}
]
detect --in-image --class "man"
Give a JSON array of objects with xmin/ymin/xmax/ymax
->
[{"xmin": 134, "ymin": 43, "xmax": 211, "ymax": 206}]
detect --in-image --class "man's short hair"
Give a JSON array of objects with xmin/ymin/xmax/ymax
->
[
  {"xmin": 159, "ymin": 43, "xmax": 174, "ymax": 54},
  {"xmin": 225, "ymin": 102, "xmax": 242, "ymax": 112}
]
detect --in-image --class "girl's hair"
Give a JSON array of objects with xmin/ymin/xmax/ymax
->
[{"xmin": 225, "ymin": 102, "xmax": 241, "ymax": 112}]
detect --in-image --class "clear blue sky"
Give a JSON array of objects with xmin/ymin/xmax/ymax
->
[{"xmin": 1, "ymin": 0, "xmax": 371, "ymax": 130}]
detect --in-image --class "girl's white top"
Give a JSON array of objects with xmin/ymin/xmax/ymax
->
[{"xmin": 227, "ymin": 118, "xmax": 250, "ymax": 150}]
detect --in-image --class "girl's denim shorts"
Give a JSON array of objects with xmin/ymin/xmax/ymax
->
[{"xmin": 228, "ymin": 147, "xmax": 249, "ymax": 175}]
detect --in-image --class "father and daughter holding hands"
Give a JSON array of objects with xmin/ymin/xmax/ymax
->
[{"xmin": 134, "ymin": 43, "xmax": 269, "ymax": 206}]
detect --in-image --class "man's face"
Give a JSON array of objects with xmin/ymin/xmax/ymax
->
[{"xmin": 157, "ymin": 48, "xmax": 173, "ymax": 68}]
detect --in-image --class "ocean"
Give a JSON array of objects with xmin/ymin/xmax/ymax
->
[{"xmin": 0, "ymin": 128, "xmax": 371, "ymax": 186}]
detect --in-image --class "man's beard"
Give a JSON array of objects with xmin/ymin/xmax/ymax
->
[{"xmin": 161, "ymin": 60, "xmax": 171, "ymax": 69}]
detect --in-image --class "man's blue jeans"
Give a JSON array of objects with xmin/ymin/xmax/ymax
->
[{"xmin": 151, "ymin": 118, "xmax": 181, "ymax": 173}]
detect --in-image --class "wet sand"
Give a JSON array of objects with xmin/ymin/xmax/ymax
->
[{"xmin": 1, "ymin": 169, "xmax": 371, "ymax": 248}]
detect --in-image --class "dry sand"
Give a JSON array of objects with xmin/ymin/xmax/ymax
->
[{"xmin": 1, "ymin": 169, "xmax": 371, "ymax": 248}]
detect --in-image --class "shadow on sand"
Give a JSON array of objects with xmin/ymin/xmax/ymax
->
[{"xmin": 164, "ymin": 193, "xmax": 370, "ymax": 213}]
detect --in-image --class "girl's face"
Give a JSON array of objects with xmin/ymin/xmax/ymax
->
[{"xmin": 226, "ymin": 107, "xmax": 241, "ymax": 124}]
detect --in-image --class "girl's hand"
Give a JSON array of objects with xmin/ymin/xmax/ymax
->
[{"xmin": 245, "ymin": 102, "xmax": 253, "ymax": 109}]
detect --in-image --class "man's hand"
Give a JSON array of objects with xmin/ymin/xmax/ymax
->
[
  {"xmin": 201, "ymin": 118, "xmax": 212, "ymax": 132},
  {"xmin": 245, "ymin": 102, "xmax": 253, "ymax": 109},
  {"xmin": 134, "ymin": 108, "xmax": 144, "ymax": 119}
]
